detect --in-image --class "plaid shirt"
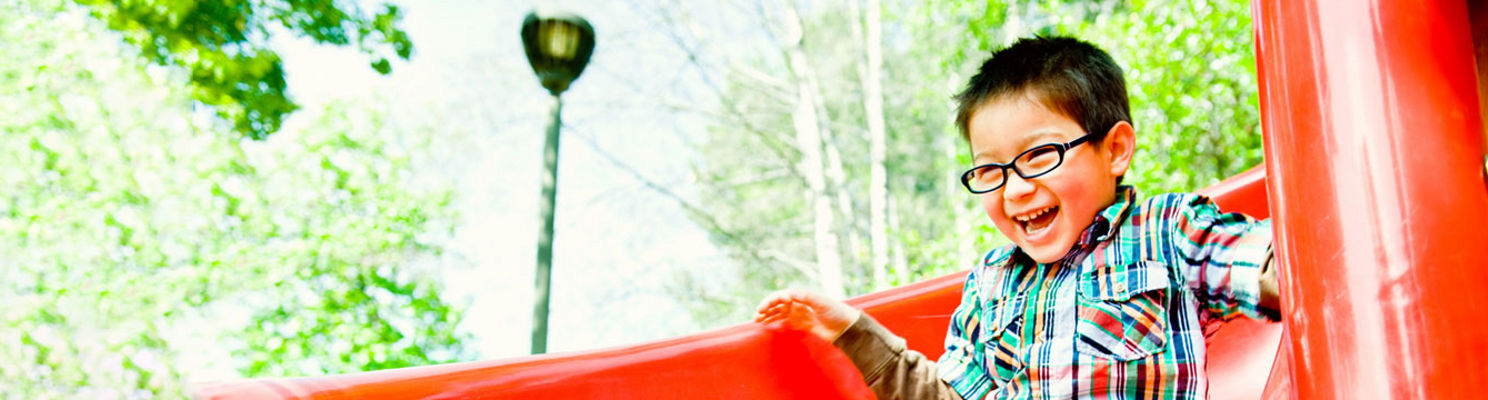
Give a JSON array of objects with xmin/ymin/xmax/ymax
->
[{"xmin": 936, "ymin": 187, "xmax": 1275, "ymax": 400}]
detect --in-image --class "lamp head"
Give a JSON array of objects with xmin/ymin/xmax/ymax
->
[{"xmin": 521, "ymin": 10, "xmax": 595, "ymax": 95}]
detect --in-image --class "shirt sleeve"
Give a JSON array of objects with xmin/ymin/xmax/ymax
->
[
  {"xmin": 832, "ymin": 314, "xmax": 965, "ymax": 400},
  {"xmin": 935, "ymin": 265, "xmax": 995, "ymax": 399},
  {"xmin": 1171, "ymin": 194, "xmax": 1279, "ymax": 322}
]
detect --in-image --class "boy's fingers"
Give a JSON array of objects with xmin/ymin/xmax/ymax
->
[
  {"xmin": 755, "ymin": 290, "xmax": 795, "ymax": 313},
  {"xmin": 754, "ymin": 296, "xmax": 774, "ymax": 313},
  {"xmin": 757, "ymin": 302, "xmax": 811, "ymax": 325},
  {"xmin": 789, "ymin": 290, "xmax": 832, "ymax": 312},
  {"xmin": 754, "ymin": 303, "xmax": 784, "ymax": 319},
  {"xmin": 754, "ymin": 303, "xmax": 791, "ymax": 322},
  {"xmin": 757, "ymin": 312, "xmax": 789, "ymax": 326}
]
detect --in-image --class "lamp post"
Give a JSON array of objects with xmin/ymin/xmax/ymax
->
[{"xmin": 520, "ymin": 10, "xmax": 594, "ymax": 355}]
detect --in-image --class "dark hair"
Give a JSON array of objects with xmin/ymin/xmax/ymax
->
[{"xmin": 954, "ymin": 36, "xmax": 1131, "ymax": 143}]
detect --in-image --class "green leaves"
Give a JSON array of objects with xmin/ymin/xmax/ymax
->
[
  {"xmin": 225, "ymin": 100, "xmax": 470, "ymax": 378},
  {"xmin": 948, "ymin": 0, "xmax": 1262, "ymax": 194},
  {"xmin": 678, "ymin": 0, "xmax": 1263, "ymax": 328},
  {"xmin": 676, "ymin": 1, "xmax": 1007, "ymax": 324},
  {"xmin": 71, "ymin": 0, "xmax": 415, "ymax": 140},
  {"xmin": 372, "ymin": 58, "xmax": 393, "ymax": 74},
  {"xmin": 0, "ymin": 1, "xmax": 465, "ymax": 397}
]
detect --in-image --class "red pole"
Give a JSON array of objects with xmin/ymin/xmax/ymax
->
[{"xmin": 1253, "ymin": 0, "xmax": 1488, "ymax": 398}]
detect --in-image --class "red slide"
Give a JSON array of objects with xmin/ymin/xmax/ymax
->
[
  {"xmin": 189, "ymin": 167, "xmax": 1281, "ymax": 400},
  {"xmin": 193, "ymin": 0, "xmax": 1488, "ymax": 397}
]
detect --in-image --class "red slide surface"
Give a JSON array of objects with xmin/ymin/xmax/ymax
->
[{"xmin": 190, "ymin": 167, "xmax": 1283, "ymax": 400}]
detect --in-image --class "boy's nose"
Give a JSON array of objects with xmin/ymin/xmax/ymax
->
[{"xmin": 1002, "ymin": 173, "xmax": 1036, "ymax": 199}]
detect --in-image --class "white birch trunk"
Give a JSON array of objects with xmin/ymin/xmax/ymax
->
[
  {"xmin": 782, "ymin": 2, "xmax": 846, "ymax": 299},
  {"xmin": 888, "ymin": 193, "xmax": 910, "ymax": 283},
  {"xmin": 795, "ymin": 2, "xmax": 860, "ymax": 281},
  {"xmin": 862, "ymin": 0, "xmax": 890, "ymax": 290}
]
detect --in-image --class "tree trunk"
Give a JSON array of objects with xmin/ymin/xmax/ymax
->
[
  {"xmin": 862, "ymin": 0, "xmax": 890, "ymax": 290},
  {"xmin": 888, "ymin": 193, "xmax": 909, "ymax": 283},
  {"xmin": 795, "ymin": 1, "xmax": 860, "ymax": 287},
  {"xmin": 782, "ymin": 2, "xmax": 846, "ymax": 299}
]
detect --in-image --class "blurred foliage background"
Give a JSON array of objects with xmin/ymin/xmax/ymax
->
[
  {"xmin": 671, "ymin": 0, "xmax": 1261, "ymax": 324},
  {"xmin": 0, "ymin": 0, "xmax": 1261, "ymax": 397}
]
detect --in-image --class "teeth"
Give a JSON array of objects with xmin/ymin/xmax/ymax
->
[{"xmin": 1014, "ymin": 206, "xmax": 1055, "ymax": 222}]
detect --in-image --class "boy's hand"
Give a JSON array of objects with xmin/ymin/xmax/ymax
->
[
  {"xmin": 1258, "ymin": 253, "xmax": 1281, "ymax": 315},
  {"xmin": 753, "ymin": 289, "xmax": 861, "ymax": 343}
]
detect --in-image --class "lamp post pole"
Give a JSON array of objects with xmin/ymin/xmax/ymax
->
[
  {"xmin": 521, "ymin": 10, "xmax": 594, "ymax": 355},
  {"xmin": 531, "ymin": 93, "xmax": 561, "ymax": 354}
]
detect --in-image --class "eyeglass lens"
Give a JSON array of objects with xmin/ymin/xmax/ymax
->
[{"xmin": 967, "ymin": 144, "xmax": 1064, "ymax": 192}]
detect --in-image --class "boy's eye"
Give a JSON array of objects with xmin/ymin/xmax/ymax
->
[
  {"xmin": 970, "ymin": 166, "xmax": 1005, "ymax": 186},
  {"xmin": 976, "ymin": 168, "xmax": 1002, "ymax": 182},
  {"xmin": 1020, "ymin": 146, "xmax": 1058, "ymax": 162},
  {"xmin": 1016, "ymin": 145, "xmax": 1063, "ymax": 174}
]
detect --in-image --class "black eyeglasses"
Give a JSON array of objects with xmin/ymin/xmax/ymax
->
[{"xmin": 960, "ymin": 134, "xmax": 1094, "ymax": 194}]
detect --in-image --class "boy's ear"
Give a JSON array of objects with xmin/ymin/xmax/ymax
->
[{"xmin": 1101, "ymin": 121, "xmax": 1135, "ymax": 177}]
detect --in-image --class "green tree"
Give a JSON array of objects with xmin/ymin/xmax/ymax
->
[
  {"xmin": 0, "ymin": 1, "xmax": 468, "ymax": 397},
  {"xmin": 71, "ymin": 0, "xmax": 413, "ymax": 139},
  {"xmin": 229, "ymin": 100, "xmax": 474, "ymax": 378},
  {"xmin": 939, "ymin": 0, "xmax": 1264, "ymax": 194},
  {"xmin": 659, "ymin": 0, "xmax": 1004, "ymax": 326},
  {"xmin": 665, "ymin": 0, "xmax": 1263, "ymax": 328}
]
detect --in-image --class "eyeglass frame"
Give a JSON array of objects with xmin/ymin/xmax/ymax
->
[{"xmin": 959, "ymin": 133, "xmax": 1096, "ymax": 194}]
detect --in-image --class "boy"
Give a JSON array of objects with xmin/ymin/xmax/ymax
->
[{"xmin": 754, "ymin": 36, "xmax": 1279, "ymax": 400}]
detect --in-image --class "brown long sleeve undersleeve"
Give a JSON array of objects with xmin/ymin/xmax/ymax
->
[{"xmin": 831, "ymin": 314, "xmax": 967, "ymax": 400}]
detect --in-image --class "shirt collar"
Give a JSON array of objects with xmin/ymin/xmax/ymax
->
[{"xmin": 1078, "ymin": 185, "xmax": 1137, "ymax": 247}]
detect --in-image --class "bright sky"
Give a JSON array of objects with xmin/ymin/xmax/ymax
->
[{"xmin": 272, "ymin": 0, "xmax": 740, "ymax": 360}]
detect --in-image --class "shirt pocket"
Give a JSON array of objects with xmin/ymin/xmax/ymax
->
[
  {"xmin": 1075, "ymin": 260, "xmax": 1173, "ymax": 362},
  {"xmin": 981, "ymin": 294, "xmax": 1027, "ymax": 382}
]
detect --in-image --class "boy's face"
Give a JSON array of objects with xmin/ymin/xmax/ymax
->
[{"xmin": 966, "ymin": 95, "xmax": 1132, "ymax": 264}]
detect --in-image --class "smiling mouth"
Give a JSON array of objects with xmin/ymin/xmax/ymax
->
[{"xmin": 1013, "ymin": 206, "xmax": 1059, "ymax": 236}]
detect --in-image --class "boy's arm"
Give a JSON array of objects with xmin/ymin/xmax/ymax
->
[
  {"xmin": 832, "ymin": 266, "xmax": 998, "ymax": 400},
  {"xmin": 753, "ymin": 289, "xmax": 969, "ymax": 399},
  {"xmin": 832, "ymin": 314, "xmax": 965, "ymax": 400},
  {"xmin": 1173, "ymin": 194, "xmax": 1281, "ymax": 322}
]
